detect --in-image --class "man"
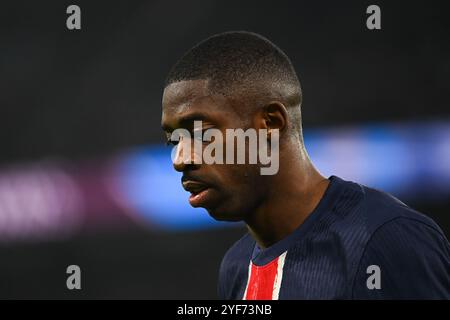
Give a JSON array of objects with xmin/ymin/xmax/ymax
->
[{"xmin": 161, "ymin": 31, "xmax": 450, "ymax": 299}]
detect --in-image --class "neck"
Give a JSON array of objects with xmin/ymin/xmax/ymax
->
[{"xmin": 244, "ymin": 144, "xmax": 329, "ymax": 249}]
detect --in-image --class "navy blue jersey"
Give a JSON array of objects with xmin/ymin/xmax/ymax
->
[{"xmin": 218, "ymin": 176, "xmax": 450, "ymax": 299}]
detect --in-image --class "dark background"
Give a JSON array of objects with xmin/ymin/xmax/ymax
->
[{"xmin": 0, "ymin": 0, "xmax": 449, "ymax": 299}]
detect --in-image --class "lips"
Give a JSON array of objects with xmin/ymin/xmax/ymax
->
[
  {"xmin": 181, "ymin": 179, "xmax": 212, "ymax": 207},
  {"xmin": 182, "ymin": 180, "xmax": 209, "ymax": 194}
]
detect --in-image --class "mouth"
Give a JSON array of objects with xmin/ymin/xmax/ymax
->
[{"xmin": 182, "ymin": 180, "xmax": 212, "ymax": 207}]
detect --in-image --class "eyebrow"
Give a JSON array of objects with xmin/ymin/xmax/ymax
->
[{"xmin": 161, "ymin": 112, "xmax": 211, "ymax": 132}]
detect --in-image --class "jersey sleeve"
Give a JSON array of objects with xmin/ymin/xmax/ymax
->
[{"xmin": 351, "ymin": 217, "xmax": 450, "ymax": 299}]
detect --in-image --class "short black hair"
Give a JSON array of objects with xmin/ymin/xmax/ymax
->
[
  {"xmin": 165, "ymin": 31, "xmax": 303, "ymax": 134},
  {"xmin": 166, "ymin": 31, "xmax": 301, "ymax": 102}
]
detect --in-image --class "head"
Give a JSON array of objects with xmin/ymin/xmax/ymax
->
[{"xmin": 161, "ymin": 31, "xmax": 304, "ymax": 221}]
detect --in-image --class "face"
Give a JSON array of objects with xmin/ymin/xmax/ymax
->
[{"xmin": 161, "ymin": 80, "xmax": 269, "ymax": 221}]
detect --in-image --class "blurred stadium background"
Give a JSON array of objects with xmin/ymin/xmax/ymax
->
[{"xmin": 0, "ymin": 0, "xmax": 449, "ymax": 298}]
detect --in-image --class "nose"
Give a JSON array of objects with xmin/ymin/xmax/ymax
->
[{"xmin": 172, "ymin": 137, "xmax": 198, "ymax": 172}]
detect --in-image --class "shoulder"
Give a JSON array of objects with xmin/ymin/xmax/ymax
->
[
  {"xmin": 334, "ymin": 176, "xmax": 444, "ymax": 235},
  {"xmin": 329, "ymin": 177, "xmax": 450, "ymax": 298},
  {"xmin": 361, "ymin": 184, "xmax": 444, "ymax": 233},
  {"xmin": 351, "ymin": 212, "xmax": 450, "ymax": 298},
  {"xmin": 362, "ymin": 214, "xmax": 450, "ymax": 265}
]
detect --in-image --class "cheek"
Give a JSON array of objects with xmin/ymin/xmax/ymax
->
[{"xmin": 216, "ymin": 164, "xmax": 262, "ymax": 193}]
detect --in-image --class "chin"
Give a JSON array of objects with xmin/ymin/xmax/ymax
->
[{"xmin": 206, "ymin": 207, "xmax": 244, "ymax": 222}]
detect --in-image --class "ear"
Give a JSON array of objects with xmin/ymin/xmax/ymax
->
[{"xmin": 262, "ymin": 101, "xmax": 288, "ymax": 135}]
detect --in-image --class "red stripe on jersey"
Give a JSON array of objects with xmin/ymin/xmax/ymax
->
[{"xmin": 244, "ymin": 257, "xmax": 279, "ymax": 300}]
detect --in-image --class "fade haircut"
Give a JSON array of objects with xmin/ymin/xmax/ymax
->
[{"xmin": 165, "ymin": 31, "xmax": 303, "ymax": 136}]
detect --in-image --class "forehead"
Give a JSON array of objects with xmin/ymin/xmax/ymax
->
[{"xmin": 162, "ymin": 79, "xmax": 234, "ymax": 130}]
